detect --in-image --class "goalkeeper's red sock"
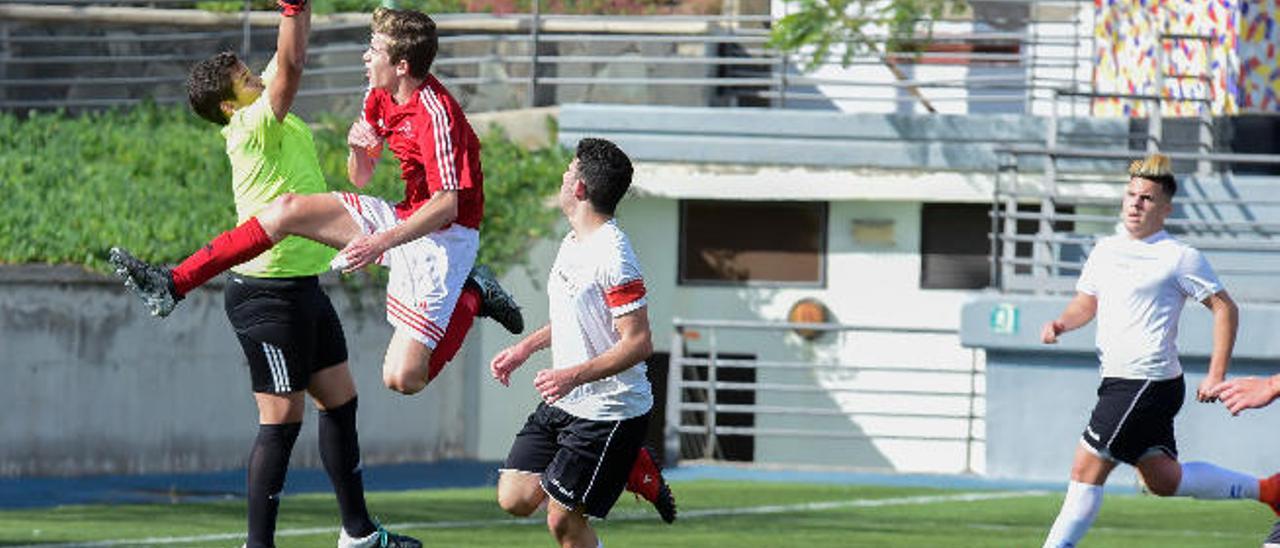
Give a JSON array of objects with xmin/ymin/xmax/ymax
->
[{"xmin": 171, "ymin": 217, "xmax": 274, "ymax": 296}]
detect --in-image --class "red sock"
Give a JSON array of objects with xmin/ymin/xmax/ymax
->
[
  {"xmin": 171, "ymin": 217, "xmax": 273, "ymax": 296},
  {"xmin": 427, "ymin": 285, "xmax": 480, "ymax": 381}
]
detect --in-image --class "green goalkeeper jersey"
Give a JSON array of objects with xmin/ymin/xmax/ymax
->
[{"xmin": 221, "ymin": 58, "xmax": 335, "ymax": 278}]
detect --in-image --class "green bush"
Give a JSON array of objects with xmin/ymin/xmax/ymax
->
[{"xmin": 0, "ymin": 104, "xmax": 569, "ymax": 277}]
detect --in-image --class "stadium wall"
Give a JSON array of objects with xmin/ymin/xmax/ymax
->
[
  {"xmin": 962, "ymin": 296, "xmax": 1280, "ymax": 483},
  {"xmin": 1, "ymin": 267, "xmax": 481, "ymax": 477}
]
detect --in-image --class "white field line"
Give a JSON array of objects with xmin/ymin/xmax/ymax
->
[{"xmin": 15, "ymin": 490, "xmax": 1045, "ymax": 547}]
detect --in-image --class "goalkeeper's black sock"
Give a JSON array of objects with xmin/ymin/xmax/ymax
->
[
  {"xmin": 246, "ymin": 422, "xmax": 301, "ymax": 548},
  {"xmin": 318, "ymin": 397, "xmax": 376, "ymax": 537}
]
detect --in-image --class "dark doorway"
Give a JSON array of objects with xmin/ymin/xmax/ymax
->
[{"xmin": 645, "ymin": 351, "xmax": 756, "ymax": 465}]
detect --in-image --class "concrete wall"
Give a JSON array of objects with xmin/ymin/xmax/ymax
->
[
  {"xmin": 962, "ymin": 295, "xmax": 1280, "ymax": 483},
  {"xmin": 2, "ymin": 267, "xmax": 480, "ymax": 477}
]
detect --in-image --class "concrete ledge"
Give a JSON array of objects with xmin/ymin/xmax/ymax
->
[
  {"xmin": 560, "ymin": 104, "xmax": 1129, "ymax": 171},
  {"xmin": 960, "ymin": 292, "xmax": 1280, "ymax": 360}
]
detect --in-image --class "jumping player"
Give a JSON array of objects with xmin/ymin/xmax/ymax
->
[
  {"xmin": 137, "ymin": 1, "xmax": 419, "ymax": 546},
  {"xmin": 110, "ymin": 6, "xmax": 522, "ymax": 399}
]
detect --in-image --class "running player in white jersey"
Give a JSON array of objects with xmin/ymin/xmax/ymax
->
[
  {"xmin": 1040, "ymin": 153, "xmax": 1280, "ymax": 547},
  {"xmin": 489, "ymin": 138, "xmax": 665, "ymax": 547}
]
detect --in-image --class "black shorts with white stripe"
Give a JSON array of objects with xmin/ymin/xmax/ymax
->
[
  {"xmin": 1081, "ymin": 375, "xmax": 1184, "ymax": 465},
  {"xmin": 224, "ymin": 273, "xmax": 348, "ymax": 394},
  {"xmin": 503, "ymin": 402, "xmax": 649, "ymax": 519}
]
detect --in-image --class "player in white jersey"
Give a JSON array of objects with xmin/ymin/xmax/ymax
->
[
  {"xmin": 1040, "ymin": 153, "xmax": 1280, "ymax": 547},
  {"xmin": 489, "ymin": 138, "xmax": 657, "ymax": 547}
]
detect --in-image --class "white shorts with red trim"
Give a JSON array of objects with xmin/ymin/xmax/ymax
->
[{"xmin": 332, "ymin": 191, "xmax": 478, "ymax": 349}]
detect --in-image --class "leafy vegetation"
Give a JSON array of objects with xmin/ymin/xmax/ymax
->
[
  {"xmin": 769, "ymin": 0, "xmax": 967, "ymax": 70},
  {"xmin": 0, "ymin": 104, "xmax": 569, "ymax": 276}
]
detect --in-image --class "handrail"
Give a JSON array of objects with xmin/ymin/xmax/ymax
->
[{"xmin": 667, "ymin": 319, "xmax": 983, "ymax": 472}]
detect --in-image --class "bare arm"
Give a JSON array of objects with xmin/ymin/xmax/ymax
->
[
  {"xmin": 1041, "ymin": 291, "xmax": 1098, "ymax": 344},
  {"xmin": 335, "ymin": 190, "xmax": 458, "ymax": 272},
  {"xmin": 1209, "ymin": 375, "xmax": 1280, "ymax": 415},
  {"xmin": 267, "ymin": 3, "xmax": 309, "ymax": 122},
  {"xmin": 1196, "ymin": 290, "xmax": 1238, "ymax": 402},
  {"xmin": 490, "ymin": 324, "xmax": 552, "ymax": 386},
  {"xmin": 535, "ymin": 308, "xmax": 654, "ymax": 403},
  {"xmin": 385, "ymin": 189, "xmax": 458, "ymax": 246}
]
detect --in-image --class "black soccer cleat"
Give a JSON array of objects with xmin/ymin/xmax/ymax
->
[
  {"xmin": 469, "ymin": 264, "xmax": 523, "ymax": 335},
  {"xmin": 108, "ymin": 247, "xmax": 181, "ymax": 317}
]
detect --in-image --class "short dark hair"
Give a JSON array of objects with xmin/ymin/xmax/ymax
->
[
  {"xmin": 575, "ymin": 138, "xmax": 633, "ymax": 215},
  {"xmin": 187, "ymin": 51, "xmax": 239, "ymax": 125},
  {"xmin": 1129, "ymin": 153, "xmax": 1178, "ymax": 199},
  {"xmin": 372, "ymin": 7, "xmax": 438, "ymax": 79},
  {"xmin": 1143, "ymin": 174, "xmax": 1178, "ymax": 199}
]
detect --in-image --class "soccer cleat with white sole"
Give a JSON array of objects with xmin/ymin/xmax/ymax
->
[
  {"xmin": 108, "ymin": 247, "xmax": 181, "ymax": 317},
  {"xmin": 338, "ymin": 522, "xmax": 421, "ymax": 548}
]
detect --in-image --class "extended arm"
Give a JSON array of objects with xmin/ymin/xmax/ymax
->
[
  {"xmin": 267, "ymin": 2, "xmax": 309, "ymax": 122},
  {"xmin": 1040, "ymin": 291, "xmax": 1098, "ymax": 344},
  {"xmin": 1196, "ymin": 290, "xmax": 1238, "ymax": 402},
  {"xmin": 534, "ymin": 308, "xmax": 654, "ymax": 403},
  {"xmin": 336, "ymin": 190, "xmax": 457, "ymax": 271},
  {"xmin": 490, "ymin": 324, "xmax": 552, "ymax": 386}
]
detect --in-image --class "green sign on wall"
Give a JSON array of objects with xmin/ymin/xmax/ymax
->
[{"xmin": 990, "ymin": 303, "xmax": 1019, "ymax": 335}]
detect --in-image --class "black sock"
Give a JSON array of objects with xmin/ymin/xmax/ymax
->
[
  {"xmin": 246, "ymin": 422, "xmax": 301, "ymax": 548},
  {"xmin": 319, "ymin": 396, "xmax": 376, "ymax": 537}
]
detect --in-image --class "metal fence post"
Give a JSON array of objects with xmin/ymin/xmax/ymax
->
[
  {"xmin": 527, "ymin": 0, "xmax": 540, "ymax": 108},
  {"xmin": 965, "ymin": 348, "xmax": 980, "ymax": 474},
  {"xmin": 703, "ymin": 327, "xmax": 718, "ymax": 460},
  {"xmin": 665, "ymin": 328, "xmax": 685, "ymax": 467},
  {"xmin": 241, "ymin": 0, "xmax": 252, "ymax": 60}
]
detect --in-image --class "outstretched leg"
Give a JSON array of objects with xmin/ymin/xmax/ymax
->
[{"xmin": 111, "ymin": 193, "xmax": 358, "ymax": 317}]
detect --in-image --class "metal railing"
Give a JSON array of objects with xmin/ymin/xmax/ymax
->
[
  {"xmin": 666, "ymin": 318, "xmax": 984, "ymax": 473},
  {"xmin": 991, "ymin": 144, "xmax": 1280, "ymax": 301},
  {"xmin": 1, "ymin": 1, "xmax": 1097, "ymax": 114}
]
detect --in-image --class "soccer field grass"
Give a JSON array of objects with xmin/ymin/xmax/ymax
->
[{"xmin": 0, "ymin": 480, "xmax": 1273, "ymax": 547}]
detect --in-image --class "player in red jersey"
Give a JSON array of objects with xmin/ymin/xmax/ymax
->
[{"xmin": 111, "ymin": 6, "xmax": 521, "ymax": 396}]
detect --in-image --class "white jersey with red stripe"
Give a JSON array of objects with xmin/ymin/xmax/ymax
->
[{"xmin": 547, "ymin": 219, "xmax": 653, "ymax": 421}]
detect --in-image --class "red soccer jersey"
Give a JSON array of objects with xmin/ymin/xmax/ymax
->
[{"xmin": 362, "ymin": 76, "xmax": 483, "ymax": 230}]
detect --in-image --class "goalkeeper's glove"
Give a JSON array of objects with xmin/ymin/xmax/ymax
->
[{"xmin": 278, "ymin": 0, "xmax": 307, "ymax": 17}]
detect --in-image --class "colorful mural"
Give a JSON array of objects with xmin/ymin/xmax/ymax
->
[
  {"xmin": 1093, "ymin": 0, "xmax": 1238, "ymax": 116},
  {"xmin": 1237, "ymin": 1, "xmax": 1280, "ymax": 110}
]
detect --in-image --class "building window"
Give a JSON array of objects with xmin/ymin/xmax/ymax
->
[
  {"xmin": 920, "ymin": 202, "xmax": 1074, "ymax": 289},
  {"xmin": 679, "ymin": 200, "xmax": 827, "ymax": 286}
]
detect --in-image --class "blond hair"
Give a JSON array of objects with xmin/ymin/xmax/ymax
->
[{"xmin": 1128, "ymin": 153, "xmax": 1177, "ymax": 198}]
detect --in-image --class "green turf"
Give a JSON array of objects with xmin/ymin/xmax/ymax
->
[{"xmin": 0, "ymin": 480, "xmax": 1273, "ymax": 546}]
